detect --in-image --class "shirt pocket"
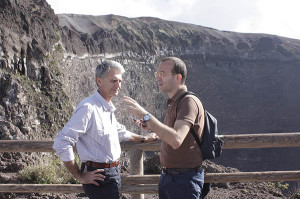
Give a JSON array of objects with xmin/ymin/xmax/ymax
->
[
  {"xmin": 95, "ymin": 129, "xmax": 112, "ymax": 147},
  {"xmin": 97, "ymin": 127, "xmax": 120, "ymax": 145}
]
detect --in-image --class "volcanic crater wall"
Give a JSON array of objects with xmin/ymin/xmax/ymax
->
[{"xmin": 0, "ymin": 0, "xmax": 300, "ymax": 173}]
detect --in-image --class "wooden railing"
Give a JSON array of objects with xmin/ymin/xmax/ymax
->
[{"xmin": 0, "ymin": 132, "xmax": 300, "ymax": 196}]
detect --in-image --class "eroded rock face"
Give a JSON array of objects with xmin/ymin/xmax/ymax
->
[
  {"xmin": 1, "ymin": 0, "xmax": 300, "ymax": 179},
  {"xmin": 57, "ymin": 14, "xmax": 300, "ymax": 172},
  {"xmin": 0, "ymin": 0, "xmax": 59, "ymax": 79},
  {"xmin": 0, "ymin": 0, "xmax": 73, "ymax": 171}
]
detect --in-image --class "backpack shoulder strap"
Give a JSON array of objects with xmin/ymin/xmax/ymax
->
[
  {"xmin": 176, "ymin": 91, "xmax": 203, "ymax": 148},
  {"xmin": 175, "ymin": 91, "xmax": 198, "ymax": 113}
]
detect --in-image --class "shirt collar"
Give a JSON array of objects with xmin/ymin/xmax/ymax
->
[
  {"xmin": 94, "ymin": 91, "xmax": 116, "ymax": 112},
  {"xmin": 169, "ymin": 85, "xmax": 188, "ymax": 102}
]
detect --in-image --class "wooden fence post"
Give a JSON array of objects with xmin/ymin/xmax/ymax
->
[{"xmin": 129, "ymin": 148, "xmax": 144, "ymax": 199}]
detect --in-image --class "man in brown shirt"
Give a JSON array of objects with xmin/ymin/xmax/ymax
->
[{"xmin": 123, "ymin": 57, "xmax": 205, "ymax": 199}]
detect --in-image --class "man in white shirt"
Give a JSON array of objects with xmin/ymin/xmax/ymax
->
[{"xmin": 53, "ymin": 60, "xmax": 158, "ymax": 199}]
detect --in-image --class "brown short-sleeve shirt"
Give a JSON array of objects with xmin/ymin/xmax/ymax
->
[{"xmin": 160, "ymin": 87, "xmax": 205, "ymax": 168}]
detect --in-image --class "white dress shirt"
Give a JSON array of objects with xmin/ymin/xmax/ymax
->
[{"xmin": 53, "ymin": 91, "xmax": 131, "ymax": 163}]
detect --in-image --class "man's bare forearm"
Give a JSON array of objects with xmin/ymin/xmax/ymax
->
[
  {"xmin": 147, "ymin": 115, "xmax": 191, "ymax": 149},
  {"xmin": 130, "ymin": 133, "xmax": 144, "ymax": 142},
  {"xmin": 144, "ymin": 115, "xmax": 174, "ymax": 139},
  {"xmin": 63, "ymin": 160, "xmax": 82, "ymax": 181},
  {"xmin": 130, "ymin": 132, "xmax": 159, "ymax": 143}
]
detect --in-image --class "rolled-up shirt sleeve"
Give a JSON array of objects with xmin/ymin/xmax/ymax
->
[
  {"xmin": 53, "ymin": 134, "xmax": 76, "ymax": 162},
  {"xmin": 117, "ymin": 122, "xmax": 131, "ymax": 142},
  {"xmin": 53, "ymin": 103, "xmax": 92, "ymax": 162}
]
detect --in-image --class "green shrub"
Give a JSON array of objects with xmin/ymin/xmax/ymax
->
[
  {"xmin": 268, "ymin": 181, "xmax": 289, "ymax": 192},
  {"xmin": 291, "ymin": 188, "xmax": 300, "ymax": 199},
  {"xmin": 19, "ymin": 155, "xmax": 80, "ymax": 184}
]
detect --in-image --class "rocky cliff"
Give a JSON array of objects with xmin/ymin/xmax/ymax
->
[
  {"xmin": 1, "ymin": 0, "xmax": 300, "ymax": 187},
  {"xmin": 0, "ymin": 0, "xmax": 73, "ymax": 171},
  {"xmin": 57, "ymin": 13, "xmax": 300, "ymax": 172}
]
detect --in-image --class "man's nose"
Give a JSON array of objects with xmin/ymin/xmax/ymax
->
[{"xmin": 116, "ymin": 81, "xmax": 121, "ymax": 88}]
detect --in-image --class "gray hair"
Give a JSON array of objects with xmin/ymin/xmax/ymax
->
[{"xmin": 95, "ymin": 60, "xmax": 125, "ymax": 80}]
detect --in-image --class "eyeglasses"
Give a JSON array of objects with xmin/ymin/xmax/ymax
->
[{"xmin": 154, "ymin": 72, "xmax": 174, "ymax": 78}]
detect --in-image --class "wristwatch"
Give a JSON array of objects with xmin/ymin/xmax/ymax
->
[
  {"xmin": 143, "ymin": 113, "xmax": 151, "ymax": 123},
  {"xmin": 141, "ymin": 136, "xmax": 146, "ymax": 143}
]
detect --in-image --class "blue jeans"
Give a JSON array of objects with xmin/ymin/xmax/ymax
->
[
  {"xmin": 159, "ymin": 168, "xmax": 204, "ymax": 199},
  {"xmin": 81, "ymin": 163, "xmax": 121, "ymax": 199}
]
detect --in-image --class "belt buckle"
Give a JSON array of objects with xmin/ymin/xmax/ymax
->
[{"xmin": 85, "ymin": 161, "xmax": 91, "ymax": 167}]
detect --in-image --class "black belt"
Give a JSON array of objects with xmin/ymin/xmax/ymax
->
[{"xmin": 162, "ymin": 166, "xmax": 202, "ymax": 175}]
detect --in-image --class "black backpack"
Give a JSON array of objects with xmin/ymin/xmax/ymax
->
[{"xmin": 176, "ymin": 91, "xmax": 223, "ymax": 160}]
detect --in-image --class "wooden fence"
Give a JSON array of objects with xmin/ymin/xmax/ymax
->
[{"xmin": 0, "ymin": 132, "xmax": 300, "ymax": 197}]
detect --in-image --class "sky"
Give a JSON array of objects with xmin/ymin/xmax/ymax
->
[{"xmin": 46, "ymin": 0, "xmax": 300, "ymax": 40}]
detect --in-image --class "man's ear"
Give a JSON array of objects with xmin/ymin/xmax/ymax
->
[
  {"xmin": 96, "ymin": 77, "xmax": 102, "ymax": 86},
  {"xmin": 176, "ymin": 74, "xmax": 182, "ymax": 83}
]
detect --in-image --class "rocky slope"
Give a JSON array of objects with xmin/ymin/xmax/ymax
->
[
  {"xmin": 57, "ymin": 13, "xmax": 300, "ymax": 173},
  {"xmin": 0, "ymin": 0, "xmax": 73, "ymax": 171},
  {"xmin": 0, "ymin": 0, "xmax": 300, "ymax": 198}
]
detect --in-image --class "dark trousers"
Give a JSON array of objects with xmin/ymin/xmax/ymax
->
[
  {"xmin": 159, "ymin": 168, "xmax": 204, "ymax": 199},
  {"xmin": 80, "ymin": 163, "xmax": 121, "ymax": 199}
]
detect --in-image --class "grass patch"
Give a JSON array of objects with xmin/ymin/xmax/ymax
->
[
  {"xmin": 19, "ymin": 155, "xmax": 80, "ymax": 184},
  {"xmin": 291, "ymin": 187, "xmax": 300, "ymax": 199}
]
